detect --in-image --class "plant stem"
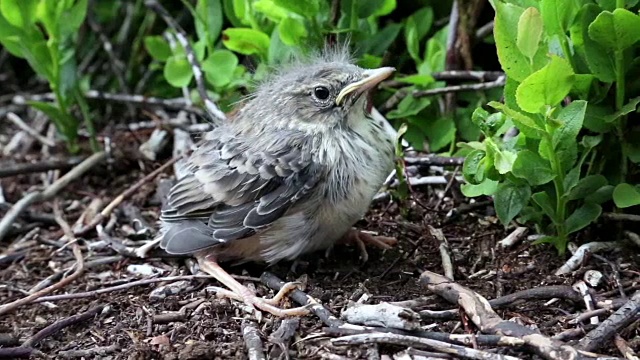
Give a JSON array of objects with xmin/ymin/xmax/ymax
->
[
  {"xmin": 559, "ymin": 35, "xmax": 577, "ymax": 72},
  {"xmin": 615, "ymin": 0, "xmax": 628, "ymax": 180},
  {"xmin": 74, "ymin": 89, "xmax": 100, "ymax": 153},
  {"xmin": 544, "ymin": 132, "xmax": 567, "ymax": 244}
]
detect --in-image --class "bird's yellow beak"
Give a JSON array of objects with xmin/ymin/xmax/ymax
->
[{"xmin": 336, "ymin": 67, "xmax": 395, "ymax": 106}]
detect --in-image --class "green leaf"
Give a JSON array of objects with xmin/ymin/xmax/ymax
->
[
  {"xmin": 581, "ymin": 134, "xmax": 602, "ymax": 150},
  {"xmin": 164, "ymin": 55, "xmax": 193, "ymax": 87},
  {"xmin": 278, "ymin": 16, "xmax": 308, "ymax": 46},
  {"xmin": 0, "ymin": 0, "xmax": 37, "ymax": 28},
  {"xmin": 222, "ymin": 0, "xmax": 244, "ymax": 27},
  {"xmin": 202, "ymin": 50, "xmax": 238, "ymax": 87},
  {"xmin": 424, "ymin": 117, "xmax": 456, "ymax": 152},
  {"xmin": 516, "ymin": 55, "xmax": 575, "ymax": 113},
  {"xmin": 405, "ymin": 7, "xmax": 433, "ymax": 62},
  {"xmin": 567, "ymin": 175, "xmax": 608, "ymax": 200},
  {"xmin": 570, "ymin": 4, "xmax": 616, "ymax": 82},
  {"xmin": 552, "ymin": 100, "xmax": 587, "ymax": 147},
  {"xmin": 565, "ymin": 203, "xmax": 602, "ymax": 234},
  {"xmin": 359, "ymin": 22, "xmax": 403, "ymax": 56},
  {"xmin": 268, "ymin": 26, "xmax": 295, "ymax": 65},
  {"xmin": 539, "ymin": 0, "xmax": 579, "ymax": 36},
  {"xmin": 613, "ymin": 183, "xmax": 640, "ymax": 208},
  {"xmin": 59, "ymin": 0, "xmax": 87, "ymax": 37},
  {"xmin": 253, "ymin": 0, "xmax": 289, "ymax": 21},
  {"xmin": 517, "ymin": 7, "xmax": 543, "ymax": 60},
  {"xmin": 494, "ymin": 1, "xmax": 547, "ymax": 82},
  {"xmin": 28, "ymin": 100, "xmax": 78, "ymax": 142},
  {"xmin": 538, "ymin": 134, "xmax": 578, "ymax": 171},
  {"xmin": 144, "ymin": 36, "xmax": 172, "ymax": 62},
  {"xmin": 583, "ymin": 104, "xmax": 614, "ymax": 132},
  {"xmin": 461, "ymin": 179, "xmax": 499, "ymax": 197},
  {"xmin": 488, "ymin": 101, "xmax": 545, "ymax": 138},
  {"xmin": 273, "ymin": 0, "xmax": 319, "ymax": 18},
  {"xmin": 395, "ymin": 74, "xmax": 434, "ymax": 86},
  {"xmin": 563, "ymin": 166, "xmax": 581, "ymax": 193},
  {"xmin": 463, "ymin": 149, "xmax": 486, "ymax": 185},
  {"xmin": 512, "ymin": 150, "xmax": 555, "ymax": 185},
  {"xmin": 222, "ymin": 28, "xmax": 270, "ymax": 58},
  {"xmin": 603, "ymin": 96, "xmax": 640, "ymax": 123},
  {"xmin": 472, "ymin": 107, "xmax": 506, "ymax": 137},
  {"xmin": 387, "ymin": 96, "xmax": 431, "ymax": 119},
  {"xmin": 0, "ymin": 13, "xmax": 24, "ymax": 57},
  {"xmin": 195, "ymin": 0, "xmax": 223, "ymax": 44},
  {"xmin": 494, "ymin": 148, "xmax": 517, "ymax": 175},
  {"xmin": 585, "ymin": 185, "xmax": 614, "ymax": 204},
  {"xmin": 588, "ymin": 8, "xmax": 640, "ymax": 50},
  {"xmin": 494, "ymin": 182, "xmax": 532, "ymax": 225},
  {"xmin": 532, "ymin": 191, "xmax": 557, "ymax": 221}
]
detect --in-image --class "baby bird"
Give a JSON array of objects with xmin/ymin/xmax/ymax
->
[{"xmin": 158, "ymin": 48, "xmax": 397, "ymax": 316}]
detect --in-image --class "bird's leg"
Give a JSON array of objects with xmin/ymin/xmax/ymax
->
[
  {"xmin": 338, "ymin": 228, "xmax": 398, "ymax": 262},
  {"xmin": 197, "ymin": 254, "xmax": 310, "ymax": 317}
]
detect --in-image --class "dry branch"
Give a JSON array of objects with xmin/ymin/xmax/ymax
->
[
  {"xmin": 0, "ymin": 151, "xmax": 107, "ymax": 242},
  {"xmin": 332, "ymin": 333, "xmax": 522, "ymax": 360},
  {"xmin": 419, "ymin": 270, "xmax": 585, "ymax": 360}
]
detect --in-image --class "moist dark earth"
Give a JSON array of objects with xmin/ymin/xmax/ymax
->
[{"xmin": 0, "ymin": 124, "xmax": 639, "ymax": 360}]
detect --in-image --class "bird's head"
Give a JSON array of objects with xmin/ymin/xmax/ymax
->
[{"xmin": 240, "ymin": 51, "xmax": 394, "ymax": 134}]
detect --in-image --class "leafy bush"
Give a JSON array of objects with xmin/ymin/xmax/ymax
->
[
  {"xmin": 461, "ymin": 0, "xmax": 640, "ymax": 253},
  {"xmin": 0, "ymin": 0, "xmax": 97, "ymax": 152}
]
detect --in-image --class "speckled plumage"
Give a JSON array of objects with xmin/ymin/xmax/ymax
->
[{"xmin": 158, "ymin": 50, "xmax": 397, "ymax": 265}]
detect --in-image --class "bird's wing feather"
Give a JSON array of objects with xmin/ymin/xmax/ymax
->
[{"xmin": 159, "ymin": 127, "xmax": 322, "ymax": 254}]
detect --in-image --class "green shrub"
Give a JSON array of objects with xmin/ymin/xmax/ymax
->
[
  {"xmin": 461, "ymin": 0, "xmax": 640, "ymax": 253},
  {"xmin": 0, "ymin": 0, "xmax": 97, "ymax": 152}
]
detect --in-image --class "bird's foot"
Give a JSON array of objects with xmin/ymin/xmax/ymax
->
[
  {"xmin": 339, "ymin": 228, "xmax": 398, "ymax": 262},
  {"xmin": 211, "ymin": 284, "xmax": 309, "ymax": 318},
  {"xmin": 198, "ymin": 255, "xmax": 309, "ymax": 318}
]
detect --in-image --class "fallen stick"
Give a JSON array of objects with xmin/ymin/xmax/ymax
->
[
  {"xmin": 323, "ymin": 326, "xmax": 525, "ymax": 347},
  {"xmin": 332, "ymin": 333, "xmax": 522, "ymax": 360},
  {"xmin": 74, "ymin": 156, "xmax": 180, "ymax": 237},
  {"xmin": 5, "ymin": 112, "xmax": 56, "ymax": 147},
  {"xmin": 0, "ymin": 151, "xmax": 107, "ymax": 242},
  {"xmin": 419, "ymin": 271, "xmax": 585, "ymax": 360},
  {"xmin": 33, "ymin": 275, "xmax": 214, "ymax": 303},
  {"xmin": 242, "ymin": 320, "xmax": 266, "ymax": 360},
  {"xmin": 260, "ymin": 272, "xmax": 344, "ymax": 328},
  {"xmin": 577, "ymin": 291, "xmax": 640, "ymax": 352},
  {"xmin": 22, "ymin": 305, "xmax": 105, "ymax": 347},
  {"xmin": 57, "ymin": 344, "xmax": 120, "ymax": 359},
  {"xmin": 0, "ymin": 157, "xmax": 85, "ymax": 178},
  {"xmin": 429, "ymin": 226, "xmax": 454, "ymax": 280}
]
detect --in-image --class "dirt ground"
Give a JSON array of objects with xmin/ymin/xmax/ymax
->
[{"xmin": 0, "ymin": 120, "xmax": 639, "ymax": 360}]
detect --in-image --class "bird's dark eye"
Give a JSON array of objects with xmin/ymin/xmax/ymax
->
[{"xmin": 313, "ymin": 86, "xmax": 330, "ymax": 100}]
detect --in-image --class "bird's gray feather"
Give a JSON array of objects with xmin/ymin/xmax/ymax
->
[{"xmin": 159, "ymin": 126, "xmax": 323, "ymax": 254}]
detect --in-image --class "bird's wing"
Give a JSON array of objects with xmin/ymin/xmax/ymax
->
[{"xmin": 159, "ymin": 127, "xmax": 322, "ymax": 254}]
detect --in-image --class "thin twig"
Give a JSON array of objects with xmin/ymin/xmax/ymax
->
[
  {"xmin": 332, "ymin": 333, "xmax": 522, "ymax": 360},
  {"xmin": 382, "ymin": 75, "xmax": 505, "ymax": 112},
  {"xmin": 0, "ymin": 157, "xmax": 85, "ymax": 178},
  {"xmin": 0, "ymin": 151, "xmax": 107, "ymax": 242},
  {"xmin": 0, "ymin": 205, "xmax": 86, "ymax": 315},
  {"xmin": 33, "ymin": 275, "xmax": 214, "ymax": 303},
  {"xmin": 429, "ymin": 226, "xmax": 454, "ymax": 280},
  {"xmin": 74, "ymin": 156, "xmax": 181, "ymax": 237},
  {"xmin": 5, "ymin": 112, "xmax": 55, "ymax": 147},
  {"xmin": 242, "ymin": 320, "xmax": 266, "ymax": 360},
  {"xmin": 22, "ymin": 305, "xmax": 104, "ymax": 347},
  {"xmin": 577, "ymin": 291, "xmax": 640, "ymax": 352},
  {"xmin": 144, "ymin": 0, "xmax": 226, "ymax": 124}
]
